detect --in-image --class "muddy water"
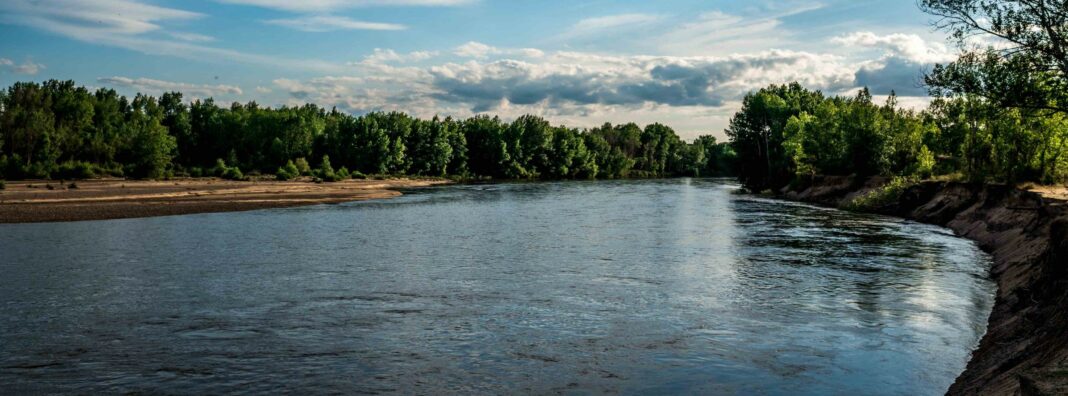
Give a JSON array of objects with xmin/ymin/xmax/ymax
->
[{"xmin": 0, "ymin": 179, "xmax": 995, "ymax": 395}]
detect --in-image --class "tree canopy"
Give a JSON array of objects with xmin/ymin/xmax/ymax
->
[{"xmin": 0, "ymin": 80, "xmax": 735, "ymax": 182}]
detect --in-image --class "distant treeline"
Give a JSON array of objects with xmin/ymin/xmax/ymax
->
[{"xmin": 0, "ymin": 80, "xmax": 735, "ymax": 181}]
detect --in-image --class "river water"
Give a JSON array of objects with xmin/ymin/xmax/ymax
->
[{"xmin": 0, "ymin": 179, "xmax": 995, "ymax": 395}]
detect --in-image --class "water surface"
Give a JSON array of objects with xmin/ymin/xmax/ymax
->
[{"xmin": 0, "ymin": 179, "xmax": 995, "ymax": 394}]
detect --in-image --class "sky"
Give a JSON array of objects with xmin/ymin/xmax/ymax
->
[{"xmin": 0, "ymin": 0, "xmax": 958, "ymax": 140}]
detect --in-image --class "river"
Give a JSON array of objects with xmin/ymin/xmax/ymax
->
[{"xmin": 0, "ymin": 179, "xmax": 995, "ymax": 395}]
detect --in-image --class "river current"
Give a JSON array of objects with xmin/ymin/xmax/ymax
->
[{"xmin": 0, "ymin": 179, "xmax": 995, "ymax": 395}]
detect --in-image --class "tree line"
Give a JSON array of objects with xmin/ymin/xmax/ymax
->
[
  {"xmin": 729, "ymin": 0, "xmax": 1068, "ymax": 191},
  {"xmin": 0, "ymin": 80, "xmax": 735, "ymax": 181}
]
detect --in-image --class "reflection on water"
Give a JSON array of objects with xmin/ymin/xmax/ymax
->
[{"xmin": 0, "ymin": 179, "xmax": 994, "ymax": 395}]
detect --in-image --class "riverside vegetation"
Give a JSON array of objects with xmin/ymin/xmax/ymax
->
[
  {"xmin": 0, "ymin": 82, "xmax": 735, "ymax": 183},
  {"xmin": 729, "ymin": 0, "xmax": 1068, "ymax": 204}
]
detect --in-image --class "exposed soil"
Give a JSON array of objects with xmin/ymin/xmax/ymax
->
[
  {"xmin": 782, "ymin": 176, "xmax": 1068, "ymax": 396},
  {"xmin": 0, "ymin": 178, "xmax": 451, "ymax": 223}
]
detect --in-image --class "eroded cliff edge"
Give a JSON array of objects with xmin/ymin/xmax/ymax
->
[{"xmin": 780, "ymin": 176, "xmax": 1068, "ymax": 396}]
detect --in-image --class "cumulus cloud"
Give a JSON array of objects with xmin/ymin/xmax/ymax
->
[
  {"xmin": 429, "ymin": 50, "xmax": 855, "ymax": 112},
  {"xmin": 854, "ymin": 57, "xmax": 930, "ymax": 96},
  {"xmin": 215, "ymin": 0, "xmax": 475, "ymax": 13},
  {"xmin": 265, "ymin": 15, "xmax": 406, "ymax": 32},
  {"xmin": 268, "ymin": 47, "xmax": 861, "ymax": 138},
  {"xmin": 832, "ymin": 32, "xmax": 955, "ymax": 64},
  {"xmin": 831, "ymin": 32, "xmax": 956, "ymax": 95},
  {"xmin": 99, "ymin": 76, "xmax": 244, "ymax": 97},
  {"xmin": 0, "ymin": 58, "xmax": 45, "ymax": 75}
]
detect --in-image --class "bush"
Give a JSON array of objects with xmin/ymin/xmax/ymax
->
[
  {"xmin": 336, "ymin": 166, "xmax": 351, "ymax": 180},
  {"xmin": 0, "ymin": 180, "xmax": 5, "ymax": 190},
  {"xmin": 846, "ymin": 176, "xmax": 917, "ymax": 211},
  {"xmin": 316, "ymin": 155, "xmax": 341, "ymax": 182},
  {"xmin": 294, "ymin": 157, "xmax": 312, "ymax": 176},
  {"xmin": 212, "ymin": 159, "xmax": 229, "ymax": 177},
  {"xmin": 351, "ymin": 171, "xmax": 367, "ymax": 179},
  {"xmin": 221, "ymin": 166, "xmax": 245, "ymax": 181},
  {"xmin": 189, "ymin": 167, "xmax": 204, "ymax": 178},
  {"xmin": 67, "ymin": 182, "xmax": 78, "ymax": 189},
  {"xmin": 212, "ymin": 158, "xmax": 246, "ymax": 181},
  {"xmin": 276, "ymin": 160, "xmax": 300, "ymax": 181},
  {"xmin": 54, "ymin": 161, "xmax": 96, "ymax": 180}
]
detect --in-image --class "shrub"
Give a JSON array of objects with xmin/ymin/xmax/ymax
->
[
  {"xmin": 294, "ymin": 157, "xmax": 312, "ymax": 176},
  {"xmin": 189, "ymin": 167, "xmax": 204, "ymax": 178},
  {"xmin": 54, "ymin": 161, "xmax": 96, "ymax": 180},
  {"xmin": 221, "ymin": 166, "xmax": 245, "ymax": 181},
  {"xmin": 212, "ymin": 159, "xmax": 229, "ymax": 177},
  {"xmin": 68, "ymin": 182, "xmax": 78, "ymax": 189},
  {"xmin": 0, "ymin": 180, "xmax": 5, "ymax": 190},
  {"xmin": 212, "ymin": 158, "xmax": 246, "ymax": 181},
  {"xmin": 846, "ymin": 176, "xmax": 917, "ymax": 211},
  {"xmin": 336, "ymin": 166, "xmax": 351, "ymax": 180},
  {"xmin": 276, "ymin": 160, "xmax": 300, "ymax": 181},
  {"xmin": 316, "ymin": 155, "xmax": 341, "ymax": 182},
  {"xmin": 351, "ymin": 171, "xmax": 367, "ymax": 180}
]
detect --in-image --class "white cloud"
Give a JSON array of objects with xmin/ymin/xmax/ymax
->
[
  {"xmin": 215, "ymin": 0, "xmax": 475, "ymax": 13},
  {"xmin": 567, "ymin": 13, "xmax": 664, "ymax": 36},
  {"xmin": 453, "ymin": 42, "xmax": 544, "ymax": 59},
  {"xmin": 0, "ymin": 58, "xmax": 45, "ymax": 75},
  {"xmin": 270, "ymin": 47, "xmax": 868, "ymax": 139},
  {"xmin": 265, "ymin": 15, "xmax": 406, "ymax": 32},
  {"xmin": 256, "ymin": 86, "xmax": 273, "ymax": 94},
  {"xmin": 169, "ymin": 32, "xmax": 216, "ymax": 42},
  {"xmin": 0, "ymin": 0, "xmax": 201, "ymax": 35},
  {"xmin": 0, "ymin": 0, "xmax": 342, "ymax": 73},
  {"xmin": 98, "ymin": 76, "xmax": 244, "ymax": 97},
  {"xmin": 832, "ymin": 32, "xmax": 955, "ymax": 64},
  {"xmin": 353, "ymin": 49, "xmax": 438, "ymax": 65}
]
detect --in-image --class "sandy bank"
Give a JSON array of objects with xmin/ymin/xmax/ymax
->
[
  {"xmin": 0, "ymin": 178, "xmax": 451, "ymax": 223},
  {"xmin": 781, "ymin": 176, "xmax": 1068, "ymax": 395}
]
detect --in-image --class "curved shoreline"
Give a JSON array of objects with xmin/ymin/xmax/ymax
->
[
  {"xmin": 0, "ymin": 178, "xmax": 452, "ymax": 224},
  {"xmin": 781, "ymin": 176, "xmax": 1068, "ymax": 395}
]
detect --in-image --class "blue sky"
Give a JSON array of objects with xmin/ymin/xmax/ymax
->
[{"xmin": 0, "ymin": 0, "xmax": 956, "ymax": 139}]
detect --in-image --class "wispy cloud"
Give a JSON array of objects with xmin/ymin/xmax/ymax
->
[
  {"xmin": 453, "ymin": 42, "xmax": 544, "ymax": 59},
  {"xmin": 353, "ymin": 49, "xmax": 438, "ymax": 65},
  {"xmin": 565, "ymin": 13, "xmax": 664, "ymax": 37},
  {"xmin": 0, "ymin": 0, "xmax": 342, "ymax": 72},
  {"xmin": 215, "ymin": 0, "xmax": 476, "ymax": 13},
  {"xmin": 0, "ymin": 0, "xmax": 201, "ymax": 34},
  {"xmin": 169, "ymin": 32, "xmax": 216, "ymax": 42},
  {"xmin": 99, "ymin": 76, "xmax": 244, "ymax": 97},
  {"xmin": 0, "ymin": 58, "xmax": 45, "ymax": 75},
  {"xmin": 265, "ymin": 15, "xmax": 406, "ymax": 32}
]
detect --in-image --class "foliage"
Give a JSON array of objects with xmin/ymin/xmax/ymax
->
[
  {"xmin": 728, "ymin": 83, "xmax": 1068, "ymax": 190},
  {"xmin": 921, "ymin": 0, "xmax": 1068, "ymax": 115},
  {"xmin": 846, "ymin": 177, "xmax": 919, "ymax": 211},
  {"xmin": 0, "ymin": 80, "xmax": 730, "ymax": 181},
  {"xmin": 276, "ymin": 160, "xmax": 300, "ymax": 181}
]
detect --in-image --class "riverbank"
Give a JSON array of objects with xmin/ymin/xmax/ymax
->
[
  {"xmin": 0, "ymin": 178, "xmax": 451, "ymax": 223},
  {"xmin": 780, "ymin": 176, "xmax": 1068, "ymax": 395}
]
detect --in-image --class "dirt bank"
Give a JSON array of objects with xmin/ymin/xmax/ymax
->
[
  {"xmin": 782, "ymin": 176, "xmax": 1068, "ymax": 395},
  {"xmin": 0, "ymin": 178, "xmax": 451, "ymax": 223}
]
